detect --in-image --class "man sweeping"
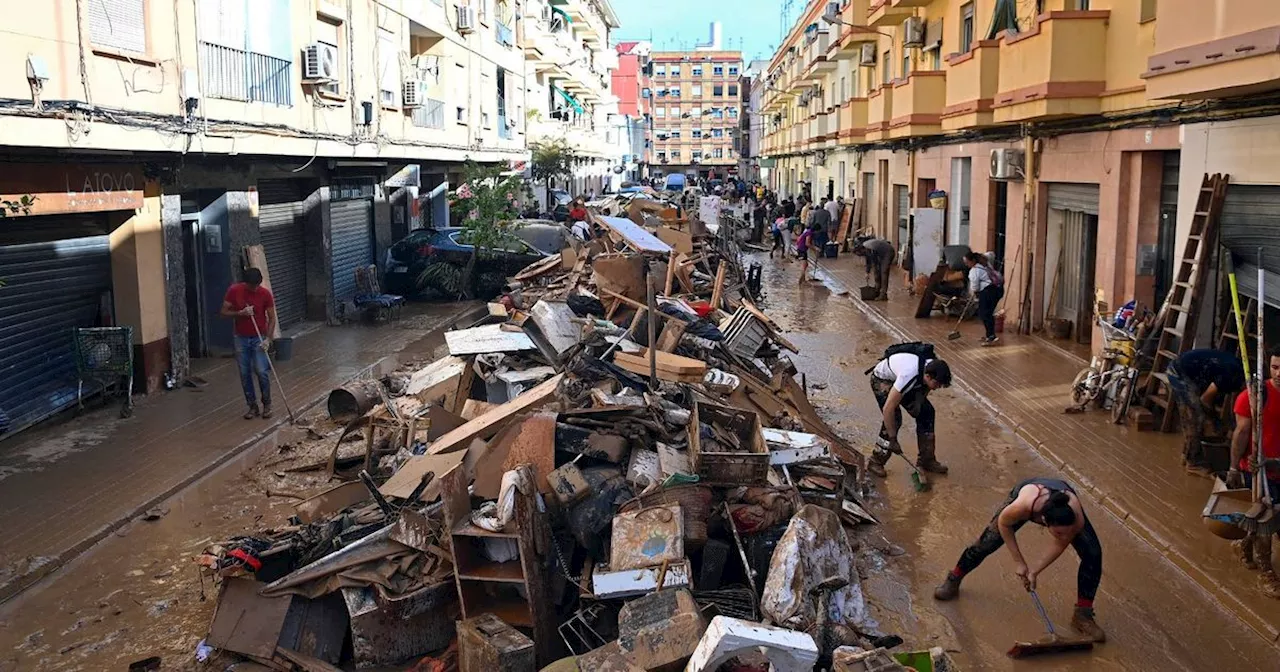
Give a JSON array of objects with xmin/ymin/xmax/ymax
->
[
  {"xmin": 1228, "ymin": 345, "xmax": 1280, "ymax": 598},
  {"xmin": 932, "ymin": 477, "xmax": 1107, "ymax": 643},
  {"xmin": 865, "ymin": 343, "xmax": 951, "ymax": 477},
  {"xmin": 221, "ymin": 268, "xmax": 277, "ymax": 419},
  {"xmin": 852, "ymin": 237, "xmax": 896, "ymax": 301},
  {"xmin": 1168, "ymin": 348, "xmax": 1244, "ymax": 476}
]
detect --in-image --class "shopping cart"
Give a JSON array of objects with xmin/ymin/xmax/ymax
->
[{"xmin": 73, "ymin": 326, "xmax": 135, "ymax": 418}]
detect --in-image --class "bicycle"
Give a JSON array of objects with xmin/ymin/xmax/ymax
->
[{"xmin": 1066, "ymin": 311, "xmax": 1142, "ymax": 424}]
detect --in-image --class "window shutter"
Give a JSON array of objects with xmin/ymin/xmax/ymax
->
[
  {"xmin": 378, "ymin": 28, "xmax": 398, "ymax": 102},
  {"xmin": 89, "ymin": 0, "xmax": 147, "ymax": 53}
]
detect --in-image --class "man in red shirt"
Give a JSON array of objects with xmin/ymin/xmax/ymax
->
[
  {"xmin": 1229, "ymin": 345, "xmax": 1280, "ymax": 598},
  {"xmin": 220, "ymin": 268, "xmax": 277, "ymax": 419}
]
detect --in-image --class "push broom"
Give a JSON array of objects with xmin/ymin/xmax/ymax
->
[{"xmin": 1007, "ymin": 590, "xmax": 1094, "ymax": 659}]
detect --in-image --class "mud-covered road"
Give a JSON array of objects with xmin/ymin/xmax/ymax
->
[{"xmin": 755, "ymin": 252, "xmax": 1277, "ymax": 670}]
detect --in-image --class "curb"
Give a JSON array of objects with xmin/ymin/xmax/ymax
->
[
  {"xmin": 0, "ymin": 303, "xmax": 486, "ymax": 606},
  {"xmin": 830, "ymin": 279, "xmax": 1280, "ymax": 646}
]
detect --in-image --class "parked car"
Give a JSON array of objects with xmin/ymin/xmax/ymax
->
[
  {"xmin": 384, "ymin": 221, "xmax": 570, "ymax": 298},
  {"xmin": 663, "ymin": 174, "xmax": 686, "ymax": 193},
  {"xmin": 548, "ymin": 189, "xmax": 573, "ymax": 222}
]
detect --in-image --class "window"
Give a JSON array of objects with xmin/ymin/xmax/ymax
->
[
  {"xmin": 313, "ymin": 17, "xmax": 345, "ymax": 96},
  {"xmin": 839, "ymin": 77, "xmax": 847, "ymax": 101},
  {"xmin": 692, "ymin": 129, "xmax": 703, "ymax": 139},
  {"xmin": 691, "ymin": 106, "xmax": 702, "ymax": 117},
  {"xmin": 728, "ymin": 107, "xmax": 738, "ymax": 118},
  {"xmin": 671, "ymin": 66, "xmax": 681, "ymax": 77},
  {"xmin": 713, "ymin": 84, "xmax": 724, "ymax": 97},
  {"xmin": 882, "ymin": 52, "xmax": 891, "ymax": 84},
  {"xmin": 642, "ymin": 87, "xmax": 651, "ymax": 98},
  {"xmin": 712, "ymin": 128, "xmax": 723, "ymax": 138},
  {"xmin": 728, "ymin": 84, "xmax": 738, "ymax": 96},
  {"xmin": 671, "ymin": 88, "xmax": 681, "ymax": 98},
  {"xmin": 930, "ymin": 48, "xmax": 941, "ymax": 71},
  {"xmin": 1140, "ymin": 0, "xmax": 1156, "ymax": 22},
  {"xmin": 497, "ymin": 68, "xmax": 511, "ymax": 139},
  {"xmin": 692, "ymin": 65, "xmax": 703, "ymax": 76},
  {"xmin": 711, "ymin": 107, "xmax": 723, "ymax": 118},
  {"xmin": 495, "ymin": 0, "xmax": 515, "ymax": 45},
  {"xmin": 378, "ymin": 28, "xmax": 399, "ymax": 106},
  {"xmin": 672, "ymin": 105, "xmax": 681, "ymax": 117},
  {"xmin": 960, "ymin": 3, "xmax": 975, "ymax": 53},
  {"xmin": 658, "ymin": 151, "xmax": 667, "ymax": 161},
  {"xmin": 197, "ymin": 0, "xmax": 294, "ymax": 105},
  {"xmin": 672, "ymin": 150, "xmax": 681, "ymax": 160},
  {"xmin": 713, "ymin": 65, "xmax": 724, "ymax": 76},
  {"xmin": 902, "ymin": 51, "xmax": 911, "ymax": 79},
  {"xmin": 657, "ymin": 87, "xmax": 667, "ymax": 97},
  {"xmin": 692, "ymin": 150, "xmax": 703, "ymax": 161},
  {"xmin": 89, "ymin": 0, "xmax": 147, "ymax": 53},
  {"xmin": 656, "ymin": 107, "xmax": 666, "ymax": 118},
  {"xmin": 692, "ymin": 85, "xmax": 702, "ymax": 97},
  {"xmin": 728, "ymin": 65, "xmax": 739, "ymax": 76},
  {"xmin": 714, "ymin": 148, "xmax": 724, "ymax": 159},
  {"xmin": 671, "ymin": 130, "xmax": 681, "ymax": 138},
  {"xmin": 656, "ymin": 65, "xmax": 666, "ymax": 76}
]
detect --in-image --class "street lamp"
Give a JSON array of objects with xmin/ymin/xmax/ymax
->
[{"xmin": 821, "ymin": 11, "xmax": 895, "ymax": 41}]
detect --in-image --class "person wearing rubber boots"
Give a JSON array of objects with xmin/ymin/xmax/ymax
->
[
  {"xmin": 1168, "ymin": 348, "xmax": 1244, "ymax": 476},
  {"xmin": 932, "ymin": 477, "xmax": 1107, "ymax": 643},
  {"xmin": 866, "ymin": 344, "xmax": 951, "ymax": 478},
  {"xmin": 1228, "ymin": 345, "xmax": 1280, "ymax": 599}
]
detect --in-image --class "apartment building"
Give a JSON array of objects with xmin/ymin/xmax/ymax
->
[
  {"xmin": 613, "ymin": 41, "xmax": 653, "ymax": 182},
  {"xmin": 0, "ymin": 0, "xmax": 540, "ymax": 438},
  {"xmin": 521, "ymin": 0, "xmax": 621, "ymax": 203},
  {"xmin": 760, "ymin": 0, "xmax": 1186, "ymax": 353},
  {"xmin": 738, "ymin": 59, "xmax": 771, "ymax": 183},
  {"xmin": 649, "ymin": 48, "xmax": 745, "ymax": 182}
]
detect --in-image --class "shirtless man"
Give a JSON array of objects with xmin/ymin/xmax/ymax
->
[{"xmin": 932, "ymin": 477, "xmax": 1106, "ymax": 642}]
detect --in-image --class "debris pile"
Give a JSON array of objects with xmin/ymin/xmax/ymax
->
[{"xmin": 190, "ymin": 202, "xmax": 951, "ymax": 671}]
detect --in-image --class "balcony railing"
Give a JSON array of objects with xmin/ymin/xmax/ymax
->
[
  {"xmin": 889, "ymin": 71, "xmax": 945, "ymax": 138},
  {"xmin": 412, "ymin": 99, "xmax": 447, "ymax": 129},
  {"xmin": 199, "ymin": 42, "xmax": 292, "ymax": 106},
  {"xmin": 942, "ymin": 40, "xmax": 1000, "ymax": 131},
  {"xmin": 993, "ymin": 11, "xmax": 1110, "ymax": 124}
]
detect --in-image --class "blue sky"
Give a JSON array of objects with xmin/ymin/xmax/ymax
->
[{"xmin": 611, "ymin": 0, "xmax": 804, "ymax": 64}]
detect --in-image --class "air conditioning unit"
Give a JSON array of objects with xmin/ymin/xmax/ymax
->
[
  {"xmin": 903, "ymin": 17, "xmax": 925, "ymax": 48},
  {"xmin": 859, "ymin": 43, "xmax": 877, "ymax": 67},
  {"xmin": 402, "ymin": 79, "xmax": 427, "ymax": 107},
  {"xmin": 303, "ymin": 42, "xmax": 338, "ymax": 81},
  {"xmin": 990, "ymin": 148, "xmax": 1025, "ymax": 180},
  {"xmin": 456, "ymin": 5, "xmax": 476, "ymax": 33}
]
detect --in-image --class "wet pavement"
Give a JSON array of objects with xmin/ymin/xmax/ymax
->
[
  {"xmin": 0, "ymin": 303, "xmax": 480, "ymax": 606},
  {"xmin": 752, "ymin": 252, "xmax": 1279, "ymax": 669}
]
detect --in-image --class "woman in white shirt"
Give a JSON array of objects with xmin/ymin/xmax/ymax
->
[{"xmin": 965, "ymin": 252, "xmax": 1003, "ymax": 345}]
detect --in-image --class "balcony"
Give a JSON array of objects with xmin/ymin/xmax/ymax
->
[
  {"xmin": 832, "ymin": 0, "xmax": 876, "ymax": 60},
  {"xmin": 837, "ymin": 98, "xmax": 869, "ymax": 145},
  {"xmin": 890, "ymin": 0, "xmax": 930, "ymax": 6},
  {"xmin": 942, "ymin": 39, "xmax": 1000, "ymax": 131},
  {"xmin": 866, "ymin": 0, "xmax": 913, "ymax": 28},
  {"xmin": 888, "ymin": 71, "xmax": 945, "ymax": 138},
  {"xmin": 993, "ymin": 11, "xmax": 1110, "ymax": 124},
  {"xmin": 1143, "ymin": 0, "xmax": 1280, "ymax": 100},
  {"xmin": 866, "ymin": 85, "xmax": 893, "ymax": 141},
  {"xmin": 804, "ymin": 30, "xmax": 836, "ymax": 77}
]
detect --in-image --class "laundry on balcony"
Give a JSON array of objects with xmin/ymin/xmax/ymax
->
[{"xmin": 553, "ymin": 85, "xmax": 586, "ymax": 114}]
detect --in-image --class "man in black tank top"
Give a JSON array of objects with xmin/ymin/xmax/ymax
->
[{"xmin": 931, "ymin": 477, "xmax": 1106, "ymax": 643}]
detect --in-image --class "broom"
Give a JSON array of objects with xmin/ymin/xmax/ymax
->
[
  {"xmin": 1007, "ymin": 590, "xmax": 1094, "ymax": 659},
  {"xmin": 1231, "ymin": 250, "xmax": 1279, "ymax": 536}
]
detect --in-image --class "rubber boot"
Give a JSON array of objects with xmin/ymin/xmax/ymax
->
[
  {"xmin": 933, "ymin": 573, "xmax": 962, "ymax": 601},
  {"xmin": 1071, "ymin": 607, "xmax": 1107, "ymax": 643},
  {"xmin": 866, "ymin": 452, "xmax": 888, "ymax": 478},
  {"xmin": 1234, "ymin": 536, "xmax": 1260, "ymax": 571},
  {"xmin": 916, "ymin": 434, "xmax": 949, "ymax": 475}
]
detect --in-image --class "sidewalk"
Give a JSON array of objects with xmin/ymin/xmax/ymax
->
[
  {"xmin": 0, "ymin": 302, "xmax": 480, "ymax": 604},
  {"xmin": 812, "ymin": 254, "xmax": 1280, "ymax": 643}
]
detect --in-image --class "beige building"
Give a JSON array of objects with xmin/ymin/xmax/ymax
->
[
  {"xmin": 649, "ymin": 46, "xmax": 745, "ymax": 181},
  {"xmin": 0, "ymin": 0, "xmax": 595, "ymax": 438},
  {"xmin": 761, "ymin": 0, "xmax": 1191, "ymax": 354}
]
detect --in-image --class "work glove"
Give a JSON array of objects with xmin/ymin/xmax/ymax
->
[{"xmin": 876, "ymin": 436, "xmax": 903, "ymax": 455}]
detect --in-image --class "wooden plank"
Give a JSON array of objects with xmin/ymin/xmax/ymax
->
[
  {"xmin": 593, "ymin": 254, "xmax": 647, "ymax": 301},
  {"xmin": 461, "ymin": 398, "xmax": 497, "ymax": 420},
  {"xmin": 613, "ymin": 350, "xmax": 707, "ymax": 382},
  {"xmin": 427, "ymin": 374, "xmax": 565, "ymax": 455},
  {"xmin": 656, "ymin": 226, "xmax": 694, "ymax": 255},
  {"xmin": 500, "ymin": 412, "xmax": 557, "ymax": 494},
  {"xmin": 243, "ymin": 245, "xmax": 283, "ymax": 338},
  {"xmin": 664, "ymin": 251, "xmax": 678, "ymax": 296},
  {"xmin": 596, "ymin": 215, "xmax": 673, "ymax": 254},
  {"xmin": 655, "ymin": 320, "xmax": 688, "ymax": 352},
  {"xmin": 710, "ymin": 261, "xmax": 727, "ymax": 310},
  {"xmin": 513, "ymin": 253, "xmax": 563, "ymax": 281},
  {"xmin": 379, "ymin": 449, "xmax": 467, "ymax": 500},
  {"xmin": 600, "ymin": 288, "xmax": 682, "ymax": 322}
]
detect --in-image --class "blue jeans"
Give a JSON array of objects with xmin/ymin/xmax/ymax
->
[{"xmin": 235, "ymin": 336, "xmax": 271, "ymax": 408}]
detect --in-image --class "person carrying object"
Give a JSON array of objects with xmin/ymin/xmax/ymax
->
[
  {"xmin": 1168, "ymin": 348, "xmax": 1244, "ymax": 476},
  {"xmin": 865, "ymin": 343, "xmax": 951, "ymax": 477},
  {"xmin": 932, "ymin": 477, "xmax": 1107, "ymax": 643},
  {"xmin": 220, "ymin": 268, "xmax": 276, "ymax": 420},
  {"xmin": 852, "ymin": 237, "xmax": 896, "ymax": 301},
  {"xmin": 964, "ymin": 251, "xmax": 1003, "ymax": 345},
  {"xmin": 1228, "ymin": 345, "xmax": 1280, "ymax": 598}
]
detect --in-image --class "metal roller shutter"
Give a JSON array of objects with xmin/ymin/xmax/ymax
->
[
  {"xmin": 330, "ymin": 199, "xmax": 374, "ymax": 305},
  {"xmin": 0, "ymin": 233, "xmax": 112, "ymax": 436},
  {"xmin": 896, "ymin": 185, "xmax": 909, "ymax": 249},
  {"xmin": 257, "ymin": 180, "xmax": 308, "ymax": 328},
  {"xmin": 1046, "ymin": 183, "xmax": 1100, "ymax": 215},
  {"xmin": 1221, "ymin": 184, "xmax": 1280, "ymax": 307}
]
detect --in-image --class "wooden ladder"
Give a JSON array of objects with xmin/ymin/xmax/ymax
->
[{"xmin": 1142, "ymin": 173, "xmax": 1230, "ymax": 431}]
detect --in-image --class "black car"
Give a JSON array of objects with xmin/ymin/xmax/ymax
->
[{"xmin": 384, "ymin": 221, "xmax": 570, "ymax": 297}]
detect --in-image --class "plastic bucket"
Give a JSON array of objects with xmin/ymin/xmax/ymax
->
[{"xmin": 273, "ymin": 336, "xmax": 294, "ymax": 362}]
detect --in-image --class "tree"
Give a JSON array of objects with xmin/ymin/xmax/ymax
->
[
  {"xmin": 530, "ymin": 138, "xmax": 579, "ymax": 210},
  {"xmin": 423, "ymin": 160, "xmax": 524, "ymax": 299}
]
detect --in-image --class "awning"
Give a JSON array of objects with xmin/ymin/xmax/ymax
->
[
  {"xmin": 553, "ymin": 85, "xmax": 584, "ymax": 114},
  {"xmin": 551, "ymin": 6, "xmax": 572, "ymax": 24}
]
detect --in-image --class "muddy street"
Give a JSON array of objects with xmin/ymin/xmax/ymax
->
[{"xmin": 751, "ymin": 253, "xmax": 1277, "ymax": 670}]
